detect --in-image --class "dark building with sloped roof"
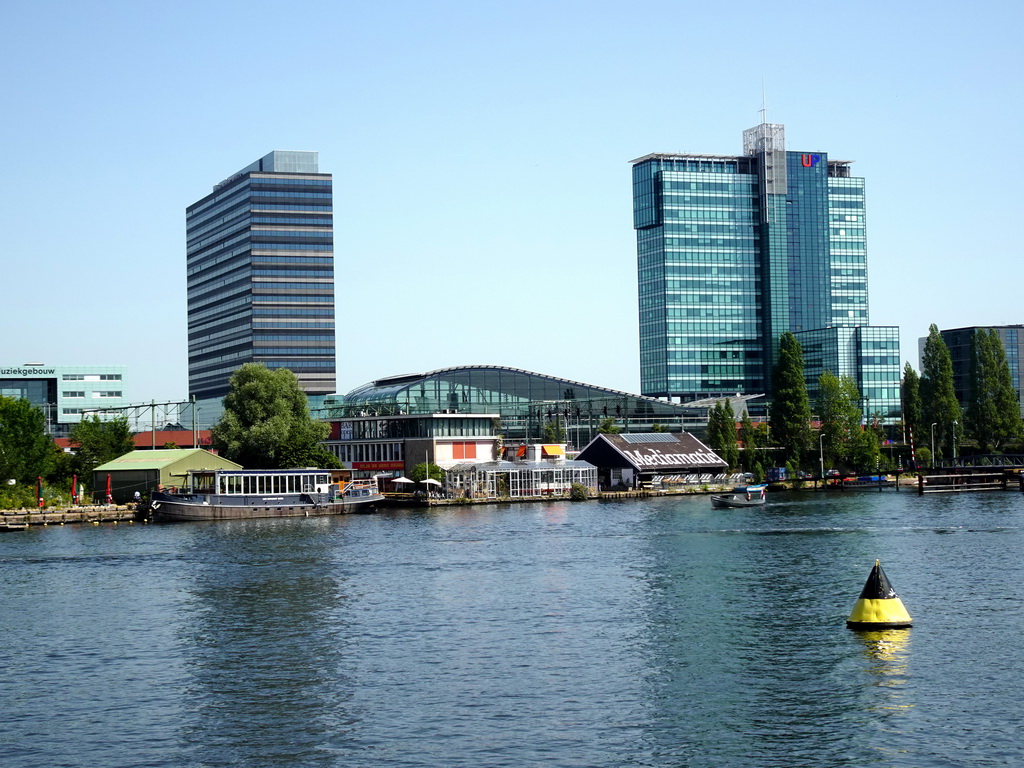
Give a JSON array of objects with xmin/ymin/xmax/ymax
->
[{"xmin": 576, "ymin": 432, "xmax": 727, "ymax": 490}]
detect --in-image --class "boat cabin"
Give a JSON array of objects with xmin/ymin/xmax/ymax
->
[{"xmin": 182, "ymin": 469, "xmax": 332, "ymax": 497}]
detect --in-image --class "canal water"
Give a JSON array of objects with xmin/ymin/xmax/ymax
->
[{"xmin": 1, "ymin": 489, "xmax": 1021, "ymax": 767}]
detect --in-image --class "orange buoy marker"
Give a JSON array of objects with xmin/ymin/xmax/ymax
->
[{"xmin": 847, "ymin": 560, "xmax": 912, "ymax": 630}]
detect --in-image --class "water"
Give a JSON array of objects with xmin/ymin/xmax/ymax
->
[{"xmin": 1, "ymin": 490, "xmax": 1022, "ymax": 767}]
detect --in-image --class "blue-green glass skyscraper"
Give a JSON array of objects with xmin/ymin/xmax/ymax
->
[{"xmin": 632, "ymin": 121, "xmax": 900, "ymax": 420}]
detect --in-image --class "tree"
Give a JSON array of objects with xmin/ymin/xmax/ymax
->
[
  {"xmin": 0, "ymin": 396, "xmax": 54, "ymax": 484},
  {"xmin": 920, "ymin": 324, "xmax": 962, "ymax": 457},
  {"xmin": 770, "ymin": 332, "xmax": 812, "ymax": 465},
  {"xmin": 901, "ymin": 363, "xmax": 923, "ymax": 444},
  {"xmin": 707, "ymin": 400, "xmax": 738, "ymax": 468},
  {"xmin": 409, "ymin": 462, "xmax": 444, "ymax": 483},
  {"xmin": 597, "ymin": 417, "xmax": 621, "ymax": 434},
  {"xmin": 967, "ymin": 329, "xmax": 1021, "ymax": 451},
  {"xmin": 542, "ymin": 419, "xmax": 565, "ymax": 443},
  {"xmin": 68, "ymin": 414, "xmax": 135, "ymax": 483},
  {"xmin": 817, "ymin": 371, "xmax": 862, "ymax": 468},
  {"xmin": 211, "ymin": 364, "xmax": 340, "ymax": 469},
  {"xmin": 739, "ymin": 410, "xmax": 768, "ymax": 476},
  {"xmin": 849, "ymin": 424, "xmax": 882, "ymax": 472}
]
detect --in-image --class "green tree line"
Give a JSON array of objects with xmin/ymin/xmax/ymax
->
[
  {"xmin": 1, "ymin": 363, "xmax": 338, "ymax": 509},
  {"xmin": 716, "ymin": 324, "xmax": 1021, "ymax": 476}
]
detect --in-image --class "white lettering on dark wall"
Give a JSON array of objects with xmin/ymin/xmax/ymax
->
[{"xmin": 623, "ymin": 448, "xmax": 725, "ymax": 467}]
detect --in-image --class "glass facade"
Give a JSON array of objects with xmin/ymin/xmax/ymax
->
[
  {"xmin": 186, "ymin": 151, "xmax": 336, "ymax": 402},
  {"xmin": 328, "ymin": 365, "xmax": 693, "ymax": 446},
  {"xmin": 796, "ymin": 326, "xmax": 901, "ymax": 420},
  {"xmin": 633, "ymin": 155, "xmax": 762, "ymax": 399},
  {"xmin": 632, "ymin": 122, "xmax": 897, "ymax": 421},
  {"xmin": 939, "ymin": 326, "xmax": 1024, "ymax": 417}
]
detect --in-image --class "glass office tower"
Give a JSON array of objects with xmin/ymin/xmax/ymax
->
[
  {"xmin": 935, "ymin": 326, "xmax": 1024, "ymax": 418},
  {"xmin": 632, "ymin": 122, "xmax": 900, "ymax": 420},
  {"xmin": 185, "ymin": 151, "xmax": 336, "ymax": 417}
]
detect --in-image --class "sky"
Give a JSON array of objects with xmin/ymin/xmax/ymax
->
[{"xmin": 2, "ymin": 0, "xmax": 1021, "ymax": 407}]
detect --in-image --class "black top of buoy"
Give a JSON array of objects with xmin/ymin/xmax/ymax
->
[{"xmin": 858, "ymin": 560, "xmax": 898, "ymax": 600}]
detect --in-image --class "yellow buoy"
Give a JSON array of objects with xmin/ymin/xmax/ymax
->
[{"xmin": 847, "ymin": 560, "xmax": 912, "ymax": 629}]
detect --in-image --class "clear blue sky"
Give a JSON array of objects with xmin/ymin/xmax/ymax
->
[{"xmin": 2, "ymin": 0, "xmax": 1021, "ymax": 405}]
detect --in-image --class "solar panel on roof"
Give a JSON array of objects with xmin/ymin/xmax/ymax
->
[{"xmin": 619, "ymin": 433, "xmax": 678, "ymax": 444}]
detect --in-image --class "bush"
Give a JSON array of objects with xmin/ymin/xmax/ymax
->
[
  {"xmin": 569, "ymin": 483, "xmax": 589, "ymax": 501},
  {"xmin": 0, "ymin": 484, "xmax": 40, "ymax": 510}
]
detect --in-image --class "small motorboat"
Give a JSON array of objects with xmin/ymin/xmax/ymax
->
[{"xmin": 710, "ymin": 484, "xmax": 767, "ymax": 508}]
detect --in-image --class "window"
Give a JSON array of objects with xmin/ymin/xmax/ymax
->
[{"xmin": 452, "ymin": 442, "xmax": 477, "ymax": 460}]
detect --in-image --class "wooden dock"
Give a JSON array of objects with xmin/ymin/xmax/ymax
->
[
  {"xmin": 917, "ymin": 472, "xmax": 1012, "ymax": 494},
  {"xmin": 1, "ymin": 506, "xmax": 139, "ymax": 530}
]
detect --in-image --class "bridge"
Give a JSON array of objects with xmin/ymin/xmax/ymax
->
[
  {"xmin": 931, "ymin": 455, "xmax": 1024, "ymax": 470},
  {"xmin": 917, "ymin": 455, "xmax": 1024, "ymax": 494}
]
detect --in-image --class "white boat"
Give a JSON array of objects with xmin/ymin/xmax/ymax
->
[
  {"xmin": 150, "ymin": 468, "xmax": 383, "ymax": 522},
  {"xmin": 710, "ymin": 484, "xmax": 767, "ymax": 508}
]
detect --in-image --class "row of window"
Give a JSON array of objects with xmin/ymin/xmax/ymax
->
[
  {"xmin": 253, "ymin": 204, "xmax": 332, "ymax": 212},
  {"xmin": 328, "ymin": 442, "xmax": 404, "ymax": 463},
  {"xmin": 253, "ymin": 322, "xmax": 335, "ymax": 329},
  {"xmin": 252, "ymin": 269, "xmax": 333, "ymax": 278},
  {"xmin": 662, "ymin": 194, "xmax": 758, "ymax": 208},
  {"xmin": 253, "ymin": 282, "xmax": 334, "ymax": 292},
  {"xmin": 188, "ymin": 273, "xmax": 253, "ymax": 303},
  {"xmin": 252, "ymin": 217, "xmax": 333, "ymax": 226},
  {"xmin": 252, "ymin": 347, "xmax": 336, "ymax": 355},
  {"xmin": 252, "ymin": 256, "xmax": 333, "ymax": 267},
  {"xmin": 61, "ymin": 373, "xmax": 122, "ymax": 381},
  {"xmin": 253, "ymin": 334, "xmax": 335, "ymax": 341},
  {"xmin": 252, "ymin": 177, "xmax": 332, "ymax": 186},
  {"xmin": 253, "ymin": 295, "xmax": 334, "ymax": 303},
  {"xmin": 62, "ymin": 391, "xmax": 122, "ymax": 398},
  {"xmin": 671, "ymin": 209, "xmax": 758, "ymax": 222},
  {"xmin": 253, "ymin": 307, "xmax": 334, "ymax": 317},
  {"xmin": 188, "ymin": 179, "xmax": 253, "ymax": 218},
  {"xmin": 251, "ymin": 190, "xmax": 332, "ymax": 199},
  {"xmin": 251, "ymin": 243, "xmax": 333, "ymax": 251},
  {"xmin": 263, "ymin": 360, "xmax": 336, "ymax": 369},
  {"xmin": 214, "ymin": 472, "xmax": 331, "ymax": 496},
  {"xmin": 251, "ymin": 229, "xmax": 332, "ymax": 237},
  {"xmin": 189, "ymin": 294, "xmax": 252, "ymax": 323},
  {"xmin": 662, "ymin": 179, "xmax": 756, "ymax": 193}
]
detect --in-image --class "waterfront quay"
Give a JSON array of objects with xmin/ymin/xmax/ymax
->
[{"xmin": 1, "ymin": 505, "xmax": 137, "ymax": 530}]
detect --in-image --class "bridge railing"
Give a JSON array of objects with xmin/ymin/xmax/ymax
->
[{"xmin": 932, "ymin": 455, "xmax": 1024, "ymax": 469}]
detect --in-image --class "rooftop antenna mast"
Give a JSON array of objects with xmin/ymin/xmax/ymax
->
[{"xmin": 759, "ymin": 79, "xmax": 768, "ymax": 124}]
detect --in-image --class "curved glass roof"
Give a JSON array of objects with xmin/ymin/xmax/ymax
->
[{"xmin": 328, "ymin": 365, "xmax": 687, "ymax": 420}]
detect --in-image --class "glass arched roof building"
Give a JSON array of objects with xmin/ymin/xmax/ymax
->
[{"xmin": 323, "ymin": 365, "xmax": 694, "ymax": 445}]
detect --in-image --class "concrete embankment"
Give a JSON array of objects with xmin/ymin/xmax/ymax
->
[{"xmin": 1, "ymin": 506, "xmax": 138, "ymax": 530}]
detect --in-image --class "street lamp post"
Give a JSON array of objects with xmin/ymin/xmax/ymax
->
[
  {"xmin": 952, "ymin": 420, "xmax": 958, "ymax": 461},
  {"xmin": 819, "ymin": 432, "xmax": 825, "ymax": 479},
  {"xmin": 931, "ymin": 422, "xmax": 937, "ymax": 468}
]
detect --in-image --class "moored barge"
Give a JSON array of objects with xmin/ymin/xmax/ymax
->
[{"xmin": 151, "ymin": 468, "xmax": 383, "ymax": 522}]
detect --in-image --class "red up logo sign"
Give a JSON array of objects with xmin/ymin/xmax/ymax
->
[{"xmin": 801, "ymin": 153, "xmax": 822, "ymax": 168}]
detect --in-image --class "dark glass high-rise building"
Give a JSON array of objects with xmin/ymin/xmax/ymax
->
[
  {"xmin": 931, "ymin": 326, "xmax": 1024, "ymax": 418},
  {"xmin": 631, "ymin": 121, "xmax": 900, "ymax": 420},
  {"xmin": 186, "ymin": 151, "xmax": 336, "ymax": 417}
]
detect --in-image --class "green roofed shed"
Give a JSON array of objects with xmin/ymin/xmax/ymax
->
[{"xmin": 92, "ymin": 449, "xmax": 242, "ymax": 503}]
